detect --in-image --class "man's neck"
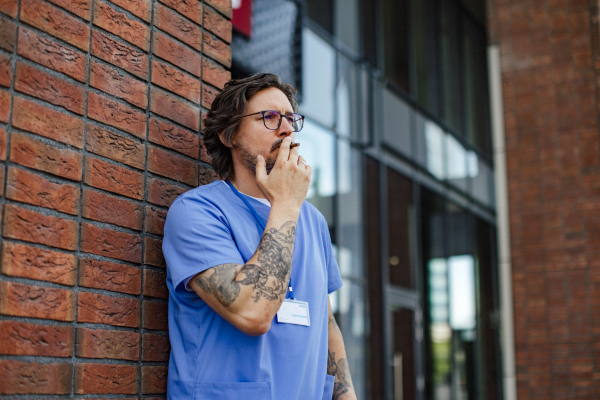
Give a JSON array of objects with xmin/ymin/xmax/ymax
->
[{"xmin": 229, "ymin": 167, "xmax": 266, "ymax": 199}]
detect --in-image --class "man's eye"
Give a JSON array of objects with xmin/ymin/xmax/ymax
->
[{"xmin": 264, "ymin": 113, "xmax": 277, "ymax": 120}]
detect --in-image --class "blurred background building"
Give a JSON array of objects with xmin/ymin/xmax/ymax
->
[{"xmin": 230, "ymin": 0, "xmax": 600, "ymax": 399}]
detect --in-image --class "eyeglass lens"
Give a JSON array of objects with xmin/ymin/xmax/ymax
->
[{"xmin": 263, "ymin": 111, "xmax": 304, "ymax": 132}]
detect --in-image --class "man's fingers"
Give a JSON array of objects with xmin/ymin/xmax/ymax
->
[
  {"xmin": 255, "ymin": 155, "xmax": 267, "ymax": 182},
  {"xmin": 276, "ymin": 137, "xmax": 292, "ymax": 164},
  {"xmin": 297, "ymin": 155, "xmax": 307, "ymax": 168},
  {"xmin": 288, "ymin": 143, "xmax": 299, "ymax": 165}
]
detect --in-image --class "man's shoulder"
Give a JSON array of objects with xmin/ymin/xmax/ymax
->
[{"xmin": 169, "ymin": 180, "xmax": 230, "ymax": 213}]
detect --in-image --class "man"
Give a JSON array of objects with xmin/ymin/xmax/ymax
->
[{"xmin": 163, "ymin": 73, "xmax": 357, "ymax": 400}]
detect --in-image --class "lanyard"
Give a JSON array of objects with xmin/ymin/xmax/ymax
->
[{"xmin": 224, "ymin": 180, "xmax": 295, "ymax": 300}]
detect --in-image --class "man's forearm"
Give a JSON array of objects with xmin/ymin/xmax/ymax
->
[{"xmin": 328, "ymin": 311, "xmax": 357, "ymax": 400}]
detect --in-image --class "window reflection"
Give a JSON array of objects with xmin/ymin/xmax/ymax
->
[
  {"xmin": 301, "ymin": 29, "xmax": 335, "ymax": 127},
  {"xmin": 425, "ymin": 120, "xmax": 445, "ymax": 180},
  {"xmin": 299, "ymin": 118, "xmax": 336, "ymax": 225},
  {"xmin": 383, "ymin": 87, "xmax": 412, "ymax": 156},
  {"xmin": 445, "ymin": 134, "xmax": 468, "ymax": 191}
]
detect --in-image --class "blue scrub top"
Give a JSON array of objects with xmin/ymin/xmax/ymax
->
[{"xmin": 163, "ymin": 181, "xmax": 343, "ymax": 400}]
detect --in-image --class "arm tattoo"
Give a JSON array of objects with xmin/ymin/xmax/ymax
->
[
  {"xmin": 193, "ymin": 221, "xmax": 296, "ymax": 306},
  {"xmin": 329, "ymin": 313, "xmax": 342, "ymax": 335},
  {"xmin": 327, "ymin": 350, "xmax": 353, "ymax": 400}
]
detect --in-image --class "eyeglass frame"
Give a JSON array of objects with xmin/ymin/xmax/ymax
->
[{"xmin": 239, "ymin": 110, "xmax": 305, "ymax": 132}]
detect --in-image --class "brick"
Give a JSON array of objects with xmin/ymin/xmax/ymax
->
[
  {"xmin": 76, "ymin": 327, "xmax": 139, "ymax": 360},
  {"xmin": 202, "ymin": 57, "xmax": 231, "ymax": 89},
  {"xmin": 17, "ymin": 27, "xmax": 86, "ymax": 82},
  {"xmin": 149, "ymin": 116, "xmax": 199, "ymax": 157},
  {"xmin": 142, "ymin": 366, "xmax": 168, "ymax": 394},
  {"xmin": 0, "ymin": 17, "xmax": 15, "ymax": 53},
  {"xmin": 46, "ymin": 0, "xmax": 92, "ymax": 20},
  {"xmin": 198, "ymin": 164, "xmax": 220, "ymax": 185},
  {"xmin": 144, "ymin": 236, "xmax": 166, "ymax": 267},
  {"xmin": 0, "ymin": 53, "xmax": 10, "ymax": 86},
  {"xmin": 79, "ymin": 257, "xmax": 141, "ymax": 295},
  {"xmin": 152, "ymin": 31, "xmax": 201, "ymax": 77},
  {"xmin": 3, "ymin": 204, "xmax": 79, "ymax": 250},
  {"xmin": 154, "ymin": 3, "xmax": 201, "ymax": 50},
  {"xmin": 0, "ymin": 126, "xmax": 7, "ymax": 159},
  {"xmin": 84, "ymin": 157, "xmax": 143, "ymax": 199},
  {"xmin": 0, "ymin": 320, "xmax": 74, "ymax": 357},
  {"xmin": 20, "ymin": 0, "xmax": 90, "ymax": 51},
  {"xmin": 205, "ymin": 0, "xmax": 231, "ymax": 18},
  {"xmin": 0, "ymin": 88, "xmax": 9, "ymax": 123},
  {"xmin": 142, "ymin": 333, "xmax": 170, "ymax": 361},
  {"xmin": 82, "ymin": 189, "xmax": 143, "ymax": 230},
  {"xmin": 6, "ymin": 167, "xmax": 80, "ymax": 215},
  {"xmin": 75, "ymin": 363, "xmax": 138, "ymax": 394},
  {"xmin": 143, "ymin": 269, "xmax": 168, "ymax": 299},
  {"xmin": 14, "ymin": 62, "xmax": 86, "ymax": 115},
  {"xmin": 85, "ymin": 124, "xmax": 145, "ymax": 170},
  {"xmin": 151, "ymin": 59, "xmax": 201, "ymax": 103},
  {"xmin": 203, "ymin": 5, "xmax": 231, "ymax": 43},
  {"xmin": 12, "ymin": 97, "xmax": 84, "ymax": 147},
  {"xmin": 147, "ymin": 176, "xmax": 188, "ymax": 207},
  {"xmin": 93, "ymin": 0, "xmax": 150, "ymax": 51},
  {"xmin": 77, "ymin": 291, "xmax": 140, "ymax": 327},
  {"xmin": 80, "ymin": 223, "xmax": 142, "ymax": 263},
  {"xmin": 151, "ymin": 87, "xmax": 199, "ymax": 131},
  {"xmin": 145, "ymin": 206, "xmax": 167, "ymax": 236},
  {"xmin": 148, "ymin": 145, "xmax": 198, "ymax": 186},
  {"xmin": 0, "ymin": 360, "xmax": 72, "ymax": 394},
  {"xmin": 107, "ymin": 0, "xmax": 151, "ymax": 22},
  {"xmin": 142, "ymin": 300, "xmax": 168, "ymax": 330},
  {"xmin": 201, "ymin": 83, "xmax": 218, "ymax": 108},
  {"xmin": 88, "ymin": 91, "xmax": 146, "ymax": 138},
  {"xmin": 159, "ymin": 0, "xmax": 203, "ymax": 25},
  {"xmin": 0, "ymin": 281, "xmax": 75, "ymax": 321},
  {"xmin": 91, "ymin": 29, "xmax": 148, "ymax": 79},
  {"xmin": 203, "ymin": 31, "xmax": 231, "ymax": 67},
  {"xmin": 0, "ymin": 0, "xmax": 18, "ymax": 18},
  {"xmin": 90, "ymin": 60, "xmax": 147, "ymax": 108},
  {"xmin": 9, "ymin": 132, "xmax": 82, "ymax": 181},
  {"xmin": 1, "ymin": 241, "xmax": 77, "ymax": 285}
]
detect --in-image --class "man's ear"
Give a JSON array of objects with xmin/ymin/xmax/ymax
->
[{"xmin": 218, "ymin": 131, "xmax": 234, "ymax": 148}]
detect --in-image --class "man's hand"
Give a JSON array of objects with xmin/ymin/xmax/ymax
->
[{"xmin": 255, "ymin": 136, "xmax": 311, "ymax": 214}]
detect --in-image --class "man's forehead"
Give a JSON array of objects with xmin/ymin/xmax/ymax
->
[{"xmin": 247, "ymin": 88, "xmax": 293, "ymax": 113}]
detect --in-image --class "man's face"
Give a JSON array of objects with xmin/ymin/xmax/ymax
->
[{"xmin": 229, "ymin": 87, "xmax": 296, "ymax": 175}]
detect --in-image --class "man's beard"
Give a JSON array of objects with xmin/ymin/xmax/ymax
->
[{"xmin": 233, "ymin": 138, "xmax": 284, "ymax": 175}]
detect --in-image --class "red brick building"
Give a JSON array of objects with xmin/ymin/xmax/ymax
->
[{"xmin": 0, "ymin": 0, "xmax": 231, "ymax": 395}]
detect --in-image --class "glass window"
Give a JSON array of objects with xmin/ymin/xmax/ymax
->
[
  {"xmin": 440, "ymin": 0, "xmax": 463, "ymax": 134},
  {"xmin": 334, "ymin": 0, "xmax": 360, "ymax": 53},
  {"xmin": 337, "ymin": 140, "xmax": 364, "ymax": 279},
  {"xmin": 301, "ymin": 28, "xmax": 336, "ymax": 128},
  {"xmin": 410, "ymin": 0, "xmax": 440, "ymax": 116},
  {"xmin": 381, "ymin": 0, "xmax": 410, "ymax": 90},
  {"xmin": 306, "ymin": 0, "xmax": 333, "ymax": 34},
  {"xmin": 382, "ymin": 88, "xmax": 412, "ymax": 157},
  {"xmin": 360, "ymin": 0, "xmax": 378, "ymax": 66},
  {"xmin": 424, "ymin": 120, "xmax": 446, "ymax": 180},
  {"xmin": 445, "ymin": 133, "xmax": 468, "ymax": 192},
  {"xmin": 469, "ymin": 155, "xmax": 493, "ymax": 207},
  {"xmin": 387, "ymin": 167, "xmax": 414, "ymax": 288},
  {"xmin": 463, "ymin": 17, "xmax": 491, "ymax": 154},
  {"xmin": 336, "ymin": 55, "xmax": 358, "ymax": 139},
  {"xmin": 300, "ymin": 118, "xmax": 337, "ymax": 226}
]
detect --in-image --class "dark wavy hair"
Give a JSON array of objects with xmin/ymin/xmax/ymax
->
[{"xmin": 203, "ymin": 73, "xmax": 298, "ymax": 180}]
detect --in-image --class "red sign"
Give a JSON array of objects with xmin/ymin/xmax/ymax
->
[{"xmin": 232, "ymin": 0, "xmax": 252, "ymax": 38}]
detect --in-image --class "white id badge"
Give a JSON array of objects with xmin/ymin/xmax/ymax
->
[{"xmin": 277, "ymin": 299, "xmax": 310, "ymax": 326}]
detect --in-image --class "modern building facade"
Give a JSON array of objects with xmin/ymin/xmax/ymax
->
[{"xmin": 231, "ymin": 0, "xmax": 503, "ymax": 399}]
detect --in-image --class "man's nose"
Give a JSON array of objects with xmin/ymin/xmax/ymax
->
[{"xmin": 278, "ymin": 116, "xmax": 294, "ymax": 136}]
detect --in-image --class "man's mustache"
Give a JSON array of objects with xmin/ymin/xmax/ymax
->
[{"xmin": 270, "ymin": 138, "xmax": 285, "ymax": 153}]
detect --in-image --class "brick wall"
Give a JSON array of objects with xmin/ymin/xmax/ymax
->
[
  {"xmin": 0, "ymin": 0, "xmax": 231, "ymax": 395},
  {"xmin": 490, "ymin": 0, "xmax": 600, "ymax": 398}
]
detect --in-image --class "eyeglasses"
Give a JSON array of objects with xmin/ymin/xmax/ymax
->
[{"xmin": 240, "ymin": 110, "xmax": 305, "ymax": 132}]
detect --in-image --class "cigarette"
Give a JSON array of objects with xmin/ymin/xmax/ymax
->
[{"xmin": 290, "ymin": 142, "xmax": 300, "ymax": 148}]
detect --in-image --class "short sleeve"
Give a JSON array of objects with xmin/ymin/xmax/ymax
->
[
  {"xmin": 323, "ymin": 219, "xmax": 343, "ymax": 294},
  {"xmin": 163, "ymin": 193, "xmax": 245, "ymax": 296}
]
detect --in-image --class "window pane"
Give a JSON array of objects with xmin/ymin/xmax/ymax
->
[
  {"xmin": 337, "ymin": 140, "xmax": 364, "ymax": 279},
  {"xmin": 440, "ymin": 0, "xmax": 463, "ymax": 133},
  {"xmin": 334, "ymin": 0, "xmax": 360, "ymax": 53},
  {"xmin": 469, "ymin": 155, "xmax": 493, "ymax": 207},
  {"xmin": 382, "ymin": 88, "xmax": 412, "ymax": 156},
  {"xmin": 336, "ymin": 55, "xmax": 358, "ymax": 139},
  {"xmin": 410, "ymin": 0, "xmax": 439, "ymax": 116},
  {"xmin": 445, "ymin": 133, "xmax": 468, "ymax": 192},
  {"xmin": 300, "ymin": 118, "xmax": 337, "ymax": 226},
  {"xmin": 301, "ymin": 28, "xmax": 336, "ymax": 128},
  {"xmin": 306, "ymin": 0, "xmax": 333, "ymax": 34},
  {"xmin": 381, "ymin": 0, "xmax": 410, "ymax": 90}
]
